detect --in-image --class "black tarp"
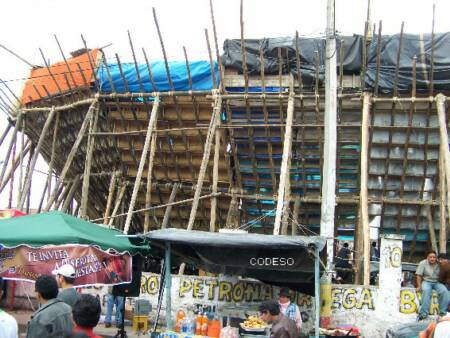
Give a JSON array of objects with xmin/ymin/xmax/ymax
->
[
  {"xmin": 144, "ymin": 228, "xmax": 326, "ymax": 295},
  {"xmin": 222, "ymin": 33, "xmax": 450, "ymax": 93}
]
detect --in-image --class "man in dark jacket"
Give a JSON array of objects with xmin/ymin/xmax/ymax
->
[
  {"xmin": 259, "ymin": 300, "xmax": 298, "ymax": 338},
  {"xmin": 438, "ymin": 254, "xmax": 450, "ymax": 290},
  {"xmin": 26, "ymin": 275, "xmax": 73, "ymax": 338}
]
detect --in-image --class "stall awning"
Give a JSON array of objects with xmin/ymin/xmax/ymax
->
[{"xmin": 144, "ymin": 228, "xmax": 326, "ymax": 295}]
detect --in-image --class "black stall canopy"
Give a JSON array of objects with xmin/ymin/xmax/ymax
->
[{"xmin": 144, "ymin": 228, "xmax": 326, "ymax": 295}]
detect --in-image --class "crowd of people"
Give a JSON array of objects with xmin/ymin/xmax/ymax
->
[{"xmin": 0, "ymin": 263, "xmax": 106, "ymax": 338}]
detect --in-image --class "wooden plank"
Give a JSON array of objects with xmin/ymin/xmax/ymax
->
[
  {"xmin": 273, "ymin": 92, "xmax": 295, "ymax": 235},
  {"xmin": 124, "ymin": 97, "xmax": 160, "ymax": 234}
]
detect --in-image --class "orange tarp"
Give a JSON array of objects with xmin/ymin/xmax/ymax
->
[{"xmin": 20, "ymin": 49, "xmax": 99, "ymax": 105}]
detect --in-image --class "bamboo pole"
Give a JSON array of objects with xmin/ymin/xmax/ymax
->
[
  {"xmin": 0, "ymin": 114, "xmax": 22, "ymax": 186},
  {"xmin": 62, "ymin": 177, "xmax": 81, "ymax": 213},
  {"xmin": 273, "ymin": 92, "xmax": 295, "ymax": 235},
  {"xmin": 8, "ymin": 139, "xmax": 16, "ymax": 208},
  {"xmin": 18, "ymin": 107, "xmax": 56, "ymax": 209},
  {"xmin": 187, "ymin": 94, "xmax": 222, "ymax": 231},
  {"xmin": 360, "ymin": 93, "xmax": 371, "ymax": 285},
  {"xmin": 144, "ymin": 134, "xmax": 158, "ymax": 232},
  {"xmin": 108, "ymin": 183, "xmax": 127, "ymax": 227},
  {"xmin": 436, "ymin": 94, "xmax": 450, "ymax": 220},
  {"xmin": 44, "ymin": 98, "xmax": 98, "ymax": 211},
  {"xmin": 23, "ymin": 144, "xmax": 35, "ymax": 213},
  {"xmin": 0, "ymin": 123, "xmax": 12, "ymax": 148},
  {"xmin": 209, "ymin": 116, "xmax": 221, "ymax": 232},
  {"xmin": 47, "ymin": 111, "xmax": 60, "ymax": 198},
  {"xmin": 162, "ymin": 183, "xmax": 180, "ymax": 229},
  {"xmin": 292, "ymin": 195, "xmax": 301, "ymax": 236},
  {"xmin": 0, "ymin": 141, "xmax": 30, "ymax": 194},
  {"xmin": 123, "ymin": 96, "xmax": 160, "ymax": 234},
  {"xmin": 103, "ymin": 171, "xmax": 118, "ymax": 224},
  {"xmin": 80, "ymin": 106, "xmax": 99, "ymax": 218},
  {"xmin": 427, "ymin": 205, "xmax": 438, "ymax": 253},
  {"xmin": 439, "ymin": 143, "xmax": 447, "ymax": 253}
]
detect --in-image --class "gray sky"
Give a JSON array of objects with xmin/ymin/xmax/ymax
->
[{"xmin": 0, "ymin": 0, "xmax": 449, "ymax": 209}]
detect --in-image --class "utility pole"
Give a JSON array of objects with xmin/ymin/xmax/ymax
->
[{"xmin": 320, "ymin": 0, "xmax": 337, "ymax": 273}]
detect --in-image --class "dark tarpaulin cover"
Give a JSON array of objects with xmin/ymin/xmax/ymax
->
[
  {"xmin": 222, "ymin": 33, "xmax": 450, "ymax": 93},
  {"xmin": 144, "ymin": 228, "xmax": 326, "ymax": 295}
]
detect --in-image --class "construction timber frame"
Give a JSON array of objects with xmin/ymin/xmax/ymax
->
[{"xmin": 0, "ymin": 3, "xmax": 449, "ymax": 284}]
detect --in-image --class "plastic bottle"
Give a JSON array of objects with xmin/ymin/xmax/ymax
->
[
  {"xmin": 175, "ymin": 309, "xmax": 185, "ymax": 333},
  {"xmin": 181, "ymin": 317, "xmax": 188, "ymax": 333},
  {"xmin": 195, "ymin": 312, "xmax": 203, "ymax": 335},
  {"xmin": 201, "ymin": 313, "xmax": 208, "ymax": 336},
  {"xmin": 207, "ymin": 314, "xmax": 221, "ymax": 338}
]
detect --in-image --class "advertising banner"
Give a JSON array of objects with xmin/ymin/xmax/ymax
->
[{"xmin": 0, "ymin": 244, "xmax": 132, "ymax": 287}]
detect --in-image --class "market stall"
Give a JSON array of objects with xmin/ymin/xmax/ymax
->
[{"xmin": 143, "ymin": 228, "xmax": 326, "ymax": 338}]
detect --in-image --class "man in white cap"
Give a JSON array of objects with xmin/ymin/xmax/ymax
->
[{"xmin": 52, "ymin": 264, "xmax": 80, "ymax": 308}]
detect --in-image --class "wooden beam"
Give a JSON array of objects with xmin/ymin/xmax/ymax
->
[
  {"xmin": 162, "ymin": 183, "xmax": 180, "ymax": 229},
  {"xmin": 292, "ymin": 195, "xmax": 301, "ymax": 236},
  {"xmin": 108, "ymin": 182, "xmax": 127, "ymax": 227},
  {"xmin": 0, "ymin": 141, "xmax": 30, "ymax": 194},
  {"xmin": 80, "ymin": 106, "xmax": 99, "ymax": 218},
  {"xmin": 360, "ymin": 92, "xmax": 371, "ymax": 285},
  {"xmin": 46, "ymin": 111, "xmax": 60, "ymax": 199},
  {"xmin": 187, "ymin": 94, "xmax": 222, "ymax": 230},
  {"xmin": 209, "ymin": 120, "xmax": 221, "ymax": 232},
  {"xmin": 436, "ymin": 94, "xmax": 450, "ymax": 224},
  {"xmin": 144, "ymin": 134, "xmax": 158, "ymax": 232},
  {"xmin": 103, "ymin": 171, "xmax": 118, "ymax": 224},
  {"xmin": 273, "ymin": 92, "xmax": 295, "ymax": 235},
  {"xmin": 18, "ymin": 107, "xmax": 56, "ymax": 210},
  {"xmin": 439, "ymin": 143, "xmax": 447, "ymax": 253},
  {"xmin": 124, "ymin": 96, "xmax": 160, "ymax": 234},
  {"xmin": 62, "ymin": 176, "xmax": 81, "ymax": 213},
  {"xmin": 0, "ymin": 114, "xmax": 22, "ymax": 186}
]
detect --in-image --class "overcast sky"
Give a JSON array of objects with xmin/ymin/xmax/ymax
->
[{"xmin": 0, "ymin": 0, "xmax": 449, "ymax": 209}]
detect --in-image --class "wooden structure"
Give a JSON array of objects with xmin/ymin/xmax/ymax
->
[{"xmin": 0, "ymin": 6, "xmax": 449, "ymax": 285}]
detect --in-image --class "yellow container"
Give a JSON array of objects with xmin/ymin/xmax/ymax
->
[{"xmin": 133, "ymin": 315, "xmax": 148, "ymax": 332}]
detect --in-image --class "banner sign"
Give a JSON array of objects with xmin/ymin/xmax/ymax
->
[{"xmin": 0, "ymin": 244, "xmax": 132, "ymax": 287}]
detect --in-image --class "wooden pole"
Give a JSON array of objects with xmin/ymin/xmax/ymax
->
[
  {"xmin": 292, "ymin": 195, "xmax": 301, "ymax": 236},
  {"xmin": 439, "ymin": 143, "xmax": 447, "ymax": 253},
  {"xmin": 281, "ymin": 167, "xmax": 291, "ymax": 236},
  {"xmin": 0, "ymin": 123, "xmax": 12, "ymax": 148},
  {"xmin": 44, "ymin": 98, "xmax": 98, "ymax": 211},
  {"xmin": 209, "ymin": 117, "xmax": 221, "ymax": 232},
  {"xmin": 162, "ymin": 183, "xmax": 180, "ymax": 229},
  {"xmin": 80, "ymin": 106, "xmax": 99, "ymax": 218},
  {"xmin": 187, "ymin": 93, "xmax": 222, "ymax": 231},
  {"xmin": 108, "ymin": 183, "xmax": 127, "ymax": 227},
  {"xmin": 360, "ymin": 93, "xmax": 371, "ymax": 285},
  {"xmin": 0, "ymin": 114, "xmax": 22, "ymax": 186},
  {"xmin": 47, "ymin": 112, "xmax": 60, "ymax": 199},
  {"xmin": 427, "ymin": 206, "xmax": 438, "ymax": 253},
  {"xmin": 144, "ymin": 134, "xmax": 158, "ymax": 232},
  {"xmin": 436, "ymin": 94, "xmax": 450, "ymax": 220},
  {"xmin": 18, "ymin": 107, "xmax": 56, "ymax": 209},
  {"xmin": 273, "ymin": 92, "xmax": 295, "ymax": 235},
  {"xmin": 124, "ymin": 96, "xmax": 160, "ymax": 234},
  {"xmin": 0, "ymin": 141, "xmax": 30, "ymax": 194},
  {"xmin": 103, "ymin": 171, "xmax": 117, "ymax": 224},
  {"xmin": 8, "ymin": 139, "xmax": 16, "ymax": 208},
  {"xmin": 62, "ymin": 177, "xmax": 81, "ymax": 213},
  {"xmin": 24, "ymin": 144, "xmax": 35, "ymax": 213}
]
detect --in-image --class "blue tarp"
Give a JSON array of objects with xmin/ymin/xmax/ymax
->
[{"xmin": 96, "ymin": 60, "xmax": 219, "ymax": 93}]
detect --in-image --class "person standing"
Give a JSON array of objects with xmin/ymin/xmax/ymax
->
[
  {"xmin": 438, "ymin": 254, "xmax": 450, "ymax": 290},
  {"xmin": 278, "ymin": 288, "xmax": 302, "ymax": 330},
  {"xmin": 72, "ymin": 294, "xmax": 103, "ymax": 338},
  {"xmin": 0, "ymin": 277, "xmax": 18, "ymax": 338},
  {"xmin": 52, "ymin": 264, "xmax": 80, "ymax": 308},
  {"xmin": 26, "ymin": 275, "xmax": 73, "ymax": 338},
  {"xmin": 259, "ymin": 300, "xmax": 298, "ymax": 338},
  {"xmin": 104, "ymin": 287, "xmax": 124, "ymax": 328},
  {"xmin": 416, "ymin": 251, "xmax": 449, "ymax": 320}
]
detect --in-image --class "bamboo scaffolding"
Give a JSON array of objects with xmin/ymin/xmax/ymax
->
[
  {"xmin": 162, "ymin": 183, "xmax": 180, "ymax": 229},
  {"xmin": 0, "ymin": 141, "xmax": 30, "ymax": 194},
  {"xmin": 144, "ymin": 134, "xmax": 158, "ymax": 232},
  {"xmin": 0, "ymin": 114, "xmax": 23, "ymax": 187},
  {"xmin": 18, "ymin": 107, "xmax": 56, "ymax": 209},
  {"xmin": 123, "ymin": 97, "xmax": 160, "ymax": 234},
  {"xmin": 44, "ymin": 98, "xmax": 98, "ymax": 211}
]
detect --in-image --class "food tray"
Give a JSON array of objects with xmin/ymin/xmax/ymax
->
[{"xmin": 239, "ymin": 324, "xmax": 266, "ymax": 333}]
